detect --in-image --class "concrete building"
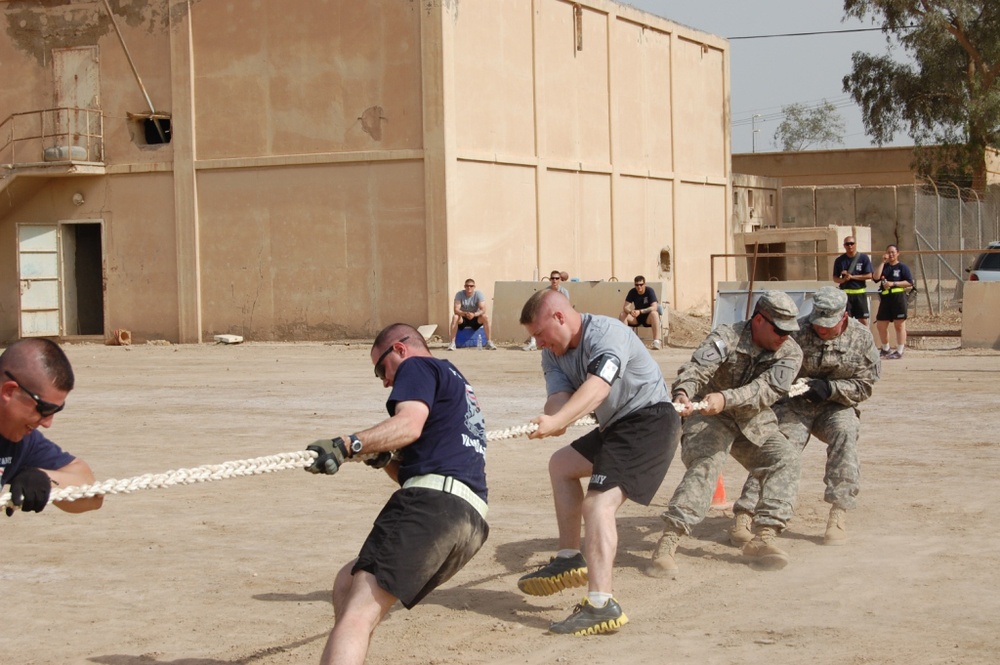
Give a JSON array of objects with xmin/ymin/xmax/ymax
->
[{"xmin": 0, "ymin": 0, "xmax": 732, "ymax": 343}]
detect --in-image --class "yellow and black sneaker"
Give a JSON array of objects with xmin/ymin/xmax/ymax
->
[
  {"xmin": 549, "ymin": 597, "xmax": 628, "ymax": 636},
  {"xmin": 517, "ymin": 552, "xmax": 588, "ymax": 596}
]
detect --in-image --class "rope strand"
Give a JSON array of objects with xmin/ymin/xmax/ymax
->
[{"xmin": 1, "ymin": 380, "xmax": 808, "ymax": 508}]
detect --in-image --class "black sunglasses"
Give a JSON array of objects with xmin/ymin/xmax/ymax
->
[
  {"xmin": 374, "ymin": 336, "xmax": 410, "ymax": 380},
  {"xmin": 4, "ymin": 370, "xmax": 65, "ymax": 417},
  {"xmin": 844, "ymin": 241, "xmax": 856, "ymax": 246},
  {"xmin": 757, "ymin": 313, "xmax": 789, "ymax": 337}
]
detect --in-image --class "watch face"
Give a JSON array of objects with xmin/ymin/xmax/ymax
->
[{"xmin": 350, "ymin": 438, "xmax": 363, "ymax": 454}]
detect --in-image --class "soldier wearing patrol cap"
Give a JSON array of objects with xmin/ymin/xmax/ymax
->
[
  {"xmin": 730, "ymin": 286, "xmax": 880, "ymax": 547},
  {"xmin": 646, "ymin": 290, "xmax": 804, "ymax": 577}
]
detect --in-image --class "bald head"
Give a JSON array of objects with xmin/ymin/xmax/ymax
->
[
  {"xmin": 0, "ymin": 338, "xmax": 74, "ymax": 392},
  {"xmin": 520, "ymin": 289, "xmax": 574, "ymax": 325}
]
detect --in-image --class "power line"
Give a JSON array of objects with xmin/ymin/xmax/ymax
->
[{"xmin": 728, "ymin": 26, "xmax": 915, "ymax": 40}]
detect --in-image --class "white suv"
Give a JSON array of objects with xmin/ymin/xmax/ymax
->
[{"xmin": 966, "ymin": 241, "xmax": 1000, "ymax": 282}]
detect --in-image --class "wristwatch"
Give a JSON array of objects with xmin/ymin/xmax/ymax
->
[{"xmin": 348, "ymin": 434, "xmax": 363, "ymax": 456}]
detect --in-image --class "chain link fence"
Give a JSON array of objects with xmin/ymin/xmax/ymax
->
[{"xmin": 912, "ymin": 180, "xmax": 1000, "ymax": 313}]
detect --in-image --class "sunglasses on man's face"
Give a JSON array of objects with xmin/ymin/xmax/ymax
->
[
  {"xmin": 844, "ymin": 241, "xmax": 856, "ymax": 246},
  {"xmin": 4, "ymin": 371, "xmax": 65, "ymax": 417},
  {"xmin": 374, "ymin": 336, "xmax": 410, "ymax": 380},
  {"xmin": 757, "ymin": 313, "xmax": 789, "ymax": 337}
]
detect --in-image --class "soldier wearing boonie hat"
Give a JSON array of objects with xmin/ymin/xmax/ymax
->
[
  {"xmin": 647, "ymin": 290, "xmax": 804, "ymax": 578},
  {"xmin": 730, "ymin": 285, "xmax": 880, "ymax": 549}
]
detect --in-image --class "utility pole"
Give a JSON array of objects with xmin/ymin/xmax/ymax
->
[{"xmin": 752, "ymin": 114, "xmax": 762, "ymax": 153}]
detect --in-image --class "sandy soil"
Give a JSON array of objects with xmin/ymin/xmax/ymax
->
[{"xmin": 3, "ymin": 337, "xmax": 999, "ymax": 665}]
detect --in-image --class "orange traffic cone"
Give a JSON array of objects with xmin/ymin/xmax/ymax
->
[{"xmin": 711, "ymin": 475, "xmax": 729, "ymax": 508}]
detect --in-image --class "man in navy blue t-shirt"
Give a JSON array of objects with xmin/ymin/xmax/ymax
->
[
  {"xmin": 305, "ymin": 323, "xmax": 489, "ymax": 664},
  {"xmin": 1, "ymin": 338, "xmax": 102, "ymax": 516},
  {"xmin": 619, "ymin": 275, "xmax": 664, "ymax": 350}
]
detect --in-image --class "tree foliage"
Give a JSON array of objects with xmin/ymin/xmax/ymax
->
[
  {"xmin": 842, "ymin": 0, "xmax": 1000, "ymax": 188},
  {"xmin": 773, "ymin": 101, "xmax": 847, "ymax": 151}
]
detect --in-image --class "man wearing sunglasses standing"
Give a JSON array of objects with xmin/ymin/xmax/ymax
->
[
  {"xmin": 647, "ymin": 291, "xmax": 803, "ymax": 577},
  {"xmin": 304, "ymin": 324, "xmax": 489, "ymax": 665},
  {"xmin": 1, "ymin": 338, "xmax": 102, "ymax": 516},
  {"xmin": 833, "ymin": 236, "xmax": 874, "ymax": 327}
]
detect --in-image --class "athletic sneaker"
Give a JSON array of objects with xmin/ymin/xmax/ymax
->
[
  {"xmin": 486, "ymin": 340, "xmax": 498, "ymax": 350},
  {"xmin": 886, "ymin": 351, "xmax": 902, "ymax": 360},
  {"xmin": 447, "ymin": 341, "xmax": 456, "ymax": 351},
  {"xmin": 522, "ymin": 338, "xmax": 537, "ymax": 351},
  {"xmin": 651, "ymin": 339, "xmax": 662, "ymax": 350},
  {"xmin": 879, "ymin": 348, "xmax": 891, "ymax": 358},
  {"xmin": 549, "ymin": 597, "xmax": 628, "ymax": 636},
  {"xmin": 517, "ymin": 552, "xmax": 588, "ymax": 596}
]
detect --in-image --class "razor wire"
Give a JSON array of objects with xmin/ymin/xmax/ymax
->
[{"xmin": 1, "ymin": 380, "xmax": 809, "ymax": 510}]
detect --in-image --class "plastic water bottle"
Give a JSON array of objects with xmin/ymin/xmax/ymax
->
[{"xmin": 477, "ymin": 334, "xmax": 483, "ymax": 351}]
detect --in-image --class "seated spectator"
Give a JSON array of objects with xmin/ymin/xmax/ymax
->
[
  {"xmin": 619, "ymin": 275, "xmax": 662, "ymax": 350},
  {"xmin": 449, "ymin": 279, "xmax": 497, "ymax": 351}
]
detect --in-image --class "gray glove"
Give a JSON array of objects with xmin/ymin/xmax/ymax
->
[{"xmin": 306, "ymin": 438, "xmax": 349, "ymax": 475}]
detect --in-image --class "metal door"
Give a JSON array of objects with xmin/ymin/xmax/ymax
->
[
  {"xmin": 18, "ymin": 224, "xmax": 61, "ymax": 337},
  {"xmin": 52, "ymin": 46, "xmax": 101, "ymax": 161}
]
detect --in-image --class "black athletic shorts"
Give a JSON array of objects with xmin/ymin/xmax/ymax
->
[
  {"xmin": 845, "ymin": 293, "xmax": 869, "ymax": 319},
  {"xmin": 876, "ymin": 292, "xmax": 907, "ymax": 321},
  {"xmin": 628, "ymin": 312, "xmax": 653, "ymax": 328},
  {"xmin": 457, "ymin": 317, "xmax": 483, "ymax": 330},
  {"xmin": 570, "ymin": 401, "xmax": 680, "ymax": 505},
  {"xmin": 353, "ymin": 488, "xmax": 488, "ymax": 609}
]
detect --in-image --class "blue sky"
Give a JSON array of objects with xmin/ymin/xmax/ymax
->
[{"xmin": 622, "ymin": 0, "xmax": 913, "ymax": 153}]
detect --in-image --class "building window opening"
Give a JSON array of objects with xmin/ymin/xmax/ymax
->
[{"xmin": 128, "ymin": 112, "xmax": 172, "ymax": 146}]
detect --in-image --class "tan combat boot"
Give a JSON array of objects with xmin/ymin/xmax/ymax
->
[
  {"xmin": 729, "ymin": 512, "xmax": 754, "ymax": 547},
  {"xmin": 824, "ymin": 507, "xmax": 848, "ymax": 545},
  {"xmin": 645, "ymin": 529, "xmax": 683, "ymax": 579},
  {"xmin": 742, "ymin": 525, "xmax": 790, "ymax": 570}
]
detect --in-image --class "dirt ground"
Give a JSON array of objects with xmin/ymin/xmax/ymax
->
[{"xmin": 4, "ymin": 333, "xmax": 1000, "ymax": 665}]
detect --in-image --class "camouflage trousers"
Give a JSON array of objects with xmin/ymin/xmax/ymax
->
[
  {"xmin": 733, "ymin": 401, "xmax": 861, "ymax": 513},
  {"xmin": 661, "ymin": 413, "xmax": 800, "ymax": 533}
]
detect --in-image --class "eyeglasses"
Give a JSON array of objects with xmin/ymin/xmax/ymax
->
[
  {"xmin": 550, "ymin": 276, "xmax": 561, "ymax": 281},
  {"xmin": 4, "ymin": 370, "xmax": 65, "ymax": 417},
  {"xmin": 844, "ymin": 241, "xmax": 856, "ymax": 246},
  {"xmin": 757, "ymin": 313, "xmax": 789, "ymax": 337},
  {"xmin": 464, "ymin": 284, "xmax": 475, "ymax": 288},
  {"xmin": 374, "ymin": 336, "xmax": 410, "ymax": 380},
  {"xmin": 634, "ymin": 282, "xmax": 645, "ymax": 287}
]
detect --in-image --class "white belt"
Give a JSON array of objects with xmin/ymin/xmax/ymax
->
[{"xmin": 402, "ymin": 474, "xmax": 489, "ymax": 520}]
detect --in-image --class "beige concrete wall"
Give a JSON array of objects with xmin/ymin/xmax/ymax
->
[
  {"xmin": 960, "ymin": 282, "xmax": 1000, "ymax": 349},
  {"xmin": 1, "ymin": 0, "xmax": 731, "ymax": 343},
  {"xmin": 733, "ymin": 147, "xmax": 919, "ymax": 187}
]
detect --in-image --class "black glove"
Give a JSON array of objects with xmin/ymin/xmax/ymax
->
[
  {"xmin": 364, "ymin": 452, "xmax": 394, "ymax": 470},
  {"xmin": 803, "ymin": 378, "xmax": 833, "ymax": 404},
  {"xmin": 6, "ymin": 467, "xmax": 52, "ymax": 516},
  {"xmin": 306, "ymin": 438, "xmax": 349, "ymax": 475}
]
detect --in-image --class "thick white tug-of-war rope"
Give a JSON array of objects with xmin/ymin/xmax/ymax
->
[{"xmin": 1, "ymin": 380, "xmax": 809, "ymax": 508}]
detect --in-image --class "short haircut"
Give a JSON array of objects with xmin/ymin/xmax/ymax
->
[
  {"xmin": 0, "ymin": 338, "xmax": 75, "ymax": 391},
  {"xmin": 519, "ymin": 289, "xmax": 550, "ymax": 325},
  {"xmin": 634, "ymin": 275, "xmax": 646, "ymax": 284},
  {"xmin": 372, "ymin": 323, "xmax": 429, "ymax": 354}
]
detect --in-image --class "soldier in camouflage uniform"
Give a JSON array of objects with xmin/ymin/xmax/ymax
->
[
  {"xmin": 729, "ymin": 286, "xmax": 880, "ymax": 547},
  {"xmin": 646, "ymin": 291, "xmax": 804, "ymax": 577}
]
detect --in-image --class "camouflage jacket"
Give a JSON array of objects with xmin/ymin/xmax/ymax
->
[
  {"xmin": 791, "ymin": 317, "xmax": 880, "ymax": 407},
  {"xmin": 672, "ymin": 321, "xmax": 803, "ymax": 445}
]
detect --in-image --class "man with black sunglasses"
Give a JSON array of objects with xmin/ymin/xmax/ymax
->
[
  {"xmin": 833, "ymin": 235, "xmax": 874, "ymax": 326},
  {"xmin": 1, "ymin": 338, "xmax": 103, "ymax": 516},
  {"xmin": 303, "ymin": 324, "xmax": 489, "ymax": 664},
  {"xmin": 647, "ymin": 291, "xmax": 803, "ymax": 577}
]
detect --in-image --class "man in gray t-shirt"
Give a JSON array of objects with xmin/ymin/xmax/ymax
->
[
  {"xmin": 448, "ymin": 278, "xmax": 496, "ymax": 350},
  {"xmin": 514, "ymin": 289, "xmax": 680, "ymax": 636}
]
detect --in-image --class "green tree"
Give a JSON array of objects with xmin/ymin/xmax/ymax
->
[
  {"xmin": 842, "ymin": 0, "xmax": 1000, "ymax": 189},
  {"xmin": 773, "ymin": 100, "xmax": 847, "ymax": 151}
]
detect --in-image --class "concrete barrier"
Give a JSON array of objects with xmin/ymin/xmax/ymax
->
[
  {"xmin": 960, "ymin": 282, "xmax": 1000, "ymax": 350},
  {"xmin": 491, "ymin": 280, "xmax": 667, "ymax": 344}
]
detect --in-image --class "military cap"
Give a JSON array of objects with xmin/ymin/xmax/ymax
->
[
  {"xmin": 809, "ymin": 286, "xmax": 848, "ymax": 327},
  {"xmin": 754, "ymin": 290, "xmax": 800, "ymax": 332}
]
